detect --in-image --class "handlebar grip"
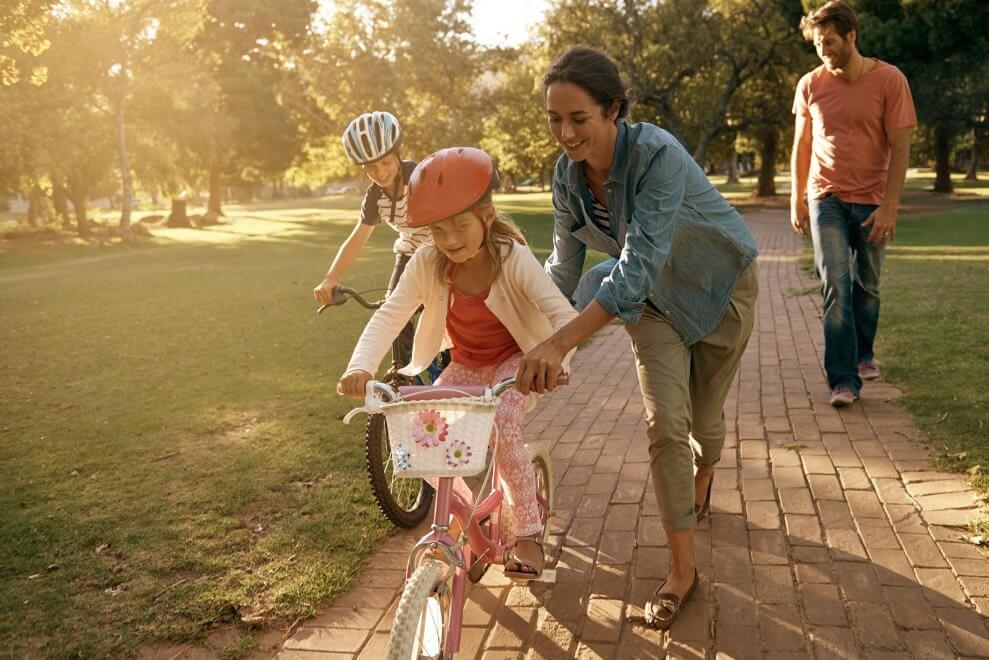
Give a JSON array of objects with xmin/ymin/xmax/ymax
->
[{"xmin": 330, "ymin": 287, "xmax": 351, "ymax": 306}]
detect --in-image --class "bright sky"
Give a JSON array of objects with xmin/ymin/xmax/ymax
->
[
  {"xmin": 470, "ymin": 0, "xmax": 549, "ymax": 47},
  {"xmin": 316, "ymin": 0, "xmax": 549, "ymax": 47}
]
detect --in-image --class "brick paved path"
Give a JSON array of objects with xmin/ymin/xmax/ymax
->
[{"xmin": 279, "ymin": 209, "xmax": 989, "ymax": 659}]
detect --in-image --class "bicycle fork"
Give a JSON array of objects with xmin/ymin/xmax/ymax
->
[{"xmin": 406, "ymin": 471, "xmax": 509, "ymax": 657}]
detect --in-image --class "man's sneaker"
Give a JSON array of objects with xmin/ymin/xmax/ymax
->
[
  {"xmin": 858, "ymin": 360, "xmax": 881, "ymax": 380},
  {"xmin": 829, "ymin": 386, "xmax": 857, "ymax": 407}
]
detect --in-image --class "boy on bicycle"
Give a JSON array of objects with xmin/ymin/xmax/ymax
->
[{"xmin": 313, "ymin": 111, "xmax": 431, "ymax": 373}]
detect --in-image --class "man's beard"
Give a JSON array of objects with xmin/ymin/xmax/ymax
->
[{"xmin": 827, "ymin": 46, "xmax": 852, "ymax": 72}]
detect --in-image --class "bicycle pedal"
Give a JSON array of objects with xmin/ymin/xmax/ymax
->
[{"xmin": 531, "ymin": 568, "xmax": 557, "ymax": 584}]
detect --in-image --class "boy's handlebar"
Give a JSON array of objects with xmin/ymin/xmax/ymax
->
[{"xmin": 317, "ymin": 286, "xmax": 383, "ymax": 314}]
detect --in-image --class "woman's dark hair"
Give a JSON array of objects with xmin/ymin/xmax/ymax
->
[{"xmin": 543, "ymin": 47, "xmax": 633, "ymax": 120}]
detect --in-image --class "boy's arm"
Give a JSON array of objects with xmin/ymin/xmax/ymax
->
[{"xmin": 314, "ymin": 222, "xmax": 375, "ymax": 304}]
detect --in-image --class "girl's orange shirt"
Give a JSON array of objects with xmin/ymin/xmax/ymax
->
[{"xmin": 446, "ymin": 285, "xmax": 521, "ymax": 368}]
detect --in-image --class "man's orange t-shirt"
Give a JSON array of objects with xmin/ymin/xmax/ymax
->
[{"xmin": 793, "ymin": 60, "xmax": 917, "ymax": 205}]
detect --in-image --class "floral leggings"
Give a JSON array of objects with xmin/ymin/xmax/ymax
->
[{"xmin": 430, "ymin": 352, "xmax": 542, "ymax": 537}]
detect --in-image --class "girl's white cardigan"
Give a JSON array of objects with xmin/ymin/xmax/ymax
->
[{"xmin": 346, "ymin": 240, "xmax": 579, "ymax": 378}]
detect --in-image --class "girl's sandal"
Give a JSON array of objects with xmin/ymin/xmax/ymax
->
[
  {"xmin": 644, "ymin": 569, "xmax": 699, "ymax": 630},
  {"xmin": 503, "ymin": 534, "xmax": 544, "ymax": 581}
]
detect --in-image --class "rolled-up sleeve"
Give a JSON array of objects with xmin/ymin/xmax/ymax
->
[
  {"xmin": 544, "ymin": 176, "xmax": 586, "ymax": 301},
  {"xmin": 595, "ymin": 145, "xmax": 685, "ymax": 324}
]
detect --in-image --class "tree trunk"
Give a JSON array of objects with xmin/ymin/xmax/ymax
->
[
  {"xmin": 53, "ymin": 180, "xmax": 70, "ymax": 227},
  {"xmin": 67, "ymin": 173, "xmax": 91, "ymax": 238},
  {"xmin": 933, "ymin": 122, "xmax": 954, "ymax": 193},
  {"xmin": 26, "ymin": 186, "xmax": 43, "ymax": 226},
  {"xmin": 116, "ymin": 101, "xmax": 133, "ymax": 238},
  {"xmin": 966, "ymin": 129, "xmax": 979, "ymax": 181},
  {"xmin": 167, "ymin": 198, "xmax": 191, "ymax": 227},
  {"xmin": 206, "ymin": 165, "xmax": 223, "ymax": 221},
  {"xmin": 756, "ymin": 128, "xmax": 778, "ymax": 197},
  {"xmin": 726, "ymin": 150, "xmax": 739, "ymax": 184}
]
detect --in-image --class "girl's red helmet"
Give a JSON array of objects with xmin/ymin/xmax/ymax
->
[{"xmin": 407, "ymin": 147, "xmax": 501, "ymax": 228}]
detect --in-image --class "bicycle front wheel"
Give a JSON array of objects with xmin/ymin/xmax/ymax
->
[
  {"xmin": 387, "ymin": 560, "xmax": 450, "ymax": 660},
  {"xmin": 366, "ymin": 413, "xmax": 434, "ymax": 528}
]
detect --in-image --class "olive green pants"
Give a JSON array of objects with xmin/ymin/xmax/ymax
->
[{"xmin": 626, "ymin": 263, "xmax": 758, "ymax": 532}]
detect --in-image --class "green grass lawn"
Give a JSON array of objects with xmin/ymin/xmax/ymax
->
[
  {"xmin": 0, "ymin": 193, "xmax": 589, "ymax": 658},
  {"xmin": 878, "ymin": 205, "xmax": 989, "ymax": 497}
]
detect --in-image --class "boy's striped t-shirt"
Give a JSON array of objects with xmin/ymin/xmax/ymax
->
[{"xmin": 359, "ymin": 159, "xmax": 432, "ymax": 255}]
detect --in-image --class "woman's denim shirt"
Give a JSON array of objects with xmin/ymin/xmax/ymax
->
[{"xmin": 546, "ymin": 120, "xmax": 759, "ymax": 346}]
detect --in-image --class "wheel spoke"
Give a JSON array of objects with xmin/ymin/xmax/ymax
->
[{"xmin": 413, "ymin": 594, "xmax": 447, "ymax": 658}]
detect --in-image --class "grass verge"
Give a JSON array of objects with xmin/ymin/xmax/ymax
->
[{"xmin": 878, "ymin": 205, "xmax": 989, "ymax": 495}]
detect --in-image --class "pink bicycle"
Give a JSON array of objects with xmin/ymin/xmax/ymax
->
[{"xmin": 344, "ymin": 376, "xmax": 558, "ymax": 659}]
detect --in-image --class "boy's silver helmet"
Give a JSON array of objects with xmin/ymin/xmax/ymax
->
[{"xmin": 342, "ymin": 111, "xmax": 402, "ymax": 164}]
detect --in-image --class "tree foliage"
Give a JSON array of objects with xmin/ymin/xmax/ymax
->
[
  {"xmin": 2, "ymin": 0, "xmax": 987, "ymax": 235},
  {"xmin": 853, "ymin": 0, "xmax": 989, "ymax": 192}
]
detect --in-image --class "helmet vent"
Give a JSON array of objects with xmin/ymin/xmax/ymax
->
[{"xmin": 437, "ymin": 173, "xmax": 444, "ymax": 186}]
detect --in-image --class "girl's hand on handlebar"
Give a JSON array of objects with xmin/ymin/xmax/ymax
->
[
  {"xmin": 314, "ymin": 276, "xmax": 338, "ymax": 305},
  {"xmin": 337, "ymin": 370, "xmax": 373, "ymax": 399}
]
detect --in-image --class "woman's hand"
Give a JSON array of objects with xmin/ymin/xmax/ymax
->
[
  {"xmin": 337, "ymin": 370, "xmax": 373, "ymax": 399},
  {"xmin": 516, "ymin": 338, "xmax": 567, "ymax": 395}
]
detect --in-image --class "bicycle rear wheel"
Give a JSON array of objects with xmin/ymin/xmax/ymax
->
[
  {"xmin": 366, "ymin": 413, "xmax": 434, "ymax": 528},
  {"xmin": 387, "ymin": 560, "xmax": 450, "ymax": 660},
  {"xmin": 530, "ymin": 447, "xmax": 554, "ymax": 542}
]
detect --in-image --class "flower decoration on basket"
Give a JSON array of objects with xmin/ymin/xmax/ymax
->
[
  {"xmin": 446, "ymin": 439, "xmax": 473, "ymax": 468},
  {"xmin": 412, "ymin": 409, "xmax": 449, "ymax": 448},
  {"xmin": 393, "ymin": 444, "xmax": 412, "ymax": 471}
]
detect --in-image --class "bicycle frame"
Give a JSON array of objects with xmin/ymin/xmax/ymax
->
[
  {"xmin": 347, "ymin": 375, "xmax": 562, "ymax": 658},
  {"xmin": 406, "ymin": 460, "xmax": 515, "ymax": 656}
]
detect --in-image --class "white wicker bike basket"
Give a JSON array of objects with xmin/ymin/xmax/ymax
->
[{"xmin": 380, "ymin": 396, "xmax": 498, "ymax": 479}]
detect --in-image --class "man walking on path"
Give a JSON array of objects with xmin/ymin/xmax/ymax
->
[{"xmin": 790, "ymin": 0, "xmax": 916, "ymax": 407}]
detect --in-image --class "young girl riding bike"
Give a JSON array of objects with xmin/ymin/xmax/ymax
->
[
  {"xmin": 313, "ymin": 111, "xmax": 429, "ymax": 372},
  {"xmin": 337, "ymin": 147, "xmax": 578, "ymax": 579}
]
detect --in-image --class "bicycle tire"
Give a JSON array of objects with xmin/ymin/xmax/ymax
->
[
  {"xmin": 365, "ymin": 413, "xmax": 434, "ymax": 528},
  {"xmin": 387, "ymin": 560, "xmax": 449, "ymax": 660}
]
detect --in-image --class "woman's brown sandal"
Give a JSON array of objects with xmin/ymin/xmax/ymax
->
[
  {"xmin": 503, "ymin": 534, "xmax": 545, "ymax": 580},
  {"xmin": 644, "ymin": 569, "xmax": 699, "ymax": 630}
]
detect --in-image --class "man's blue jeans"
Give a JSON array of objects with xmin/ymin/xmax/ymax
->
[{"xmin": 809, "ymin": 194, "xmax": 884, "ymax": 396}]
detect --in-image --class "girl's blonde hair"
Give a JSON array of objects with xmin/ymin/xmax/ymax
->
[{"xmin": 435, "ymin": 203, "xmax": 527, "ymax": 283}]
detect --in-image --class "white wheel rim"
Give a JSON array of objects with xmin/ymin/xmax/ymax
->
[{"xmin": 414, "ymin": 595, "xmax": 445, "ymax": 658}]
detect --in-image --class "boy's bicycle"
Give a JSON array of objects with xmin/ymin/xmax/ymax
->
[
  {"xmin": 320, "ymin": 286, "xmax": 442, "ymax": 528},
  {"xmin": 343, "ymin": 376, "xmax": 558, "ymax": 659}
]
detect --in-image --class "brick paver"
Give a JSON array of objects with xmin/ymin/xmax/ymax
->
[{"xmin": 279, "ymin": 209, "xmax": 989, "ymax": 658}]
